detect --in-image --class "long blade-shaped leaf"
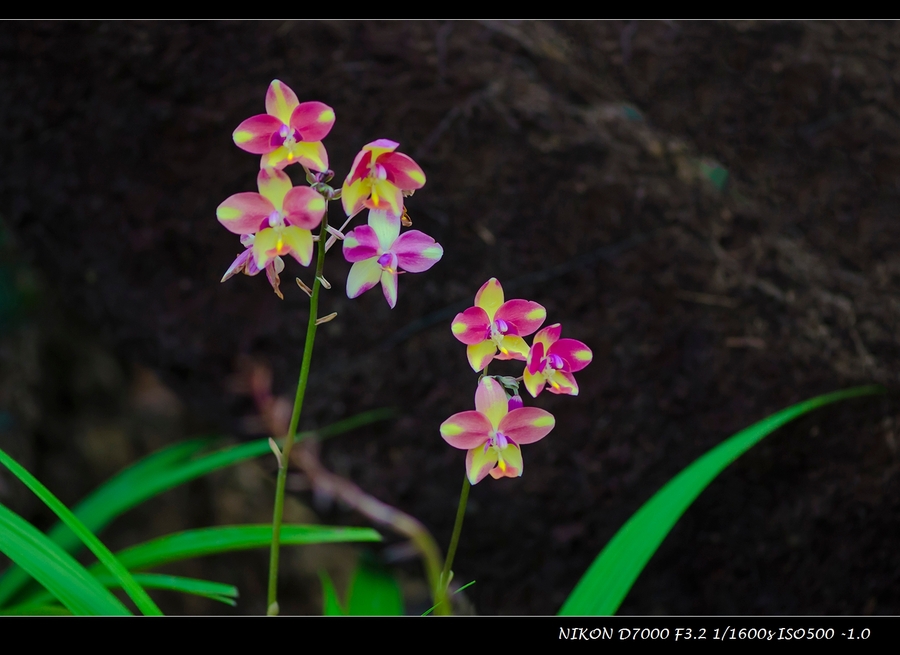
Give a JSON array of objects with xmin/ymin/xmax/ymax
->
[
  {"xmin": 0, "ymin": 408, "xmax": 392, "ymax": 605},
  {"xmin": 16, "ymin": 573, "xmax": 238, "ymax": 611},
  {"xmin": 559, "ymin": 385, "xmax": 883, "ymax": 616},
  {"xmin": 0, "ymin": 438, "xmax": 209, "ymax": 605},
  {"xmin": 91, "ymin": 524, "xmax": 382, "ymax": 573},
  {"xmin": 0, "ymin": 502, "xmax": 130, "ymax": 615},
  {"xmin": 0, "ymin": 447, "xmax": 161, "ymax": 615}
]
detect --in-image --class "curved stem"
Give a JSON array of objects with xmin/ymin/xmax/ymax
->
[{"xmin": 266, "ymin": 213, "xmax": 329, "ymax": 615}]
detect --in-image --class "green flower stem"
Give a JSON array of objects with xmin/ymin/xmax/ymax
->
[
  {"xmin": 438, "ymin": 365, "xmax": 490, "ymax": 606},
  {"xmin": 266, "ymin": 213, "xmax": 329, "ymax": 616},
  {"xmin": 440, "ymin": 474, "xmax": 471, "ymax": 597}
]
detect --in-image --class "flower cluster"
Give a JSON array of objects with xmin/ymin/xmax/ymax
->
[
  {"xmin": 217, "ymin": 80, "xmax": 442, "ymax": 306},
  {"xmin": 441, "ymin": 279, "xmax": 592, "ymax": 484}
]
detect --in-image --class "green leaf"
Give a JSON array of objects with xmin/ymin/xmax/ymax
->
[
  {"xmin": 0, "ymin": 502, "xmax": 130, "ymax": 615},
  {"xmin": 16, "ymin": 573, "xmax": 239, "ymax": 610},
  {"xmin": 558, "ymin": 385, "xmax": 884, "ymax": 616},
  {"xmin": 0, "ymin": 438, "xmax": 209, "ymax": 606},
  {"xmin": 0, "ymin": 447, "xmax": 161, "ymax": 615},
  {"xmin": 0, "ymin": 408, "xmax": 393, "ymax": 606},
  {"xmin": 318, "ymin": 569, "xmax": 347, "ymax": 616},
  {"xmin": 346, "ymin": 552, "xmax": 404, "ymax": 616},
  {"xmin": 0, "ymin": 604, "xmax": 71, "ymax": 615},
  {"xmin": 89, "ymin": 525, "xmax": 382, "ymax": 573}
]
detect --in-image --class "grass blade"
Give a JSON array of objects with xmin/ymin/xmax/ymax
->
[
  {"xmin": 0, "ymin": 447, "xmax": 162, "ymax": 615},
  {"xmin": 0, "ymin": 438, "xmax": 209, "ymax": 605},
  {"xmin": 558, "ymin": 385, "xmax": 884, "ymax": 616},
  {"xmin": 0, "ymin": 408, "xmax": 393, "ymax": 605},
  {"xmin": 90, "ymin": 524, "xmax": 381, "ymax": 573},
  {"xmin": 0, "ymin": 502, "xmax": 130, "ymax": 615},
  {"xmin": 15, "ymin": 573, "xmax": 239, "ymax": 610}
]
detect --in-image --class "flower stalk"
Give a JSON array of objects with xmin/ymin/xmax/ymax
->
[{"xmin": 266, "ymin": 211, "xmax": 329, "ymax": 616}]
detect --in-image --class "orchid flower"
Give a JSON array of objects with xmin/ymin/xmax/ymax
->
[
  {"xmin": 342, "ymin": 139, "xmax": 425, "ymax": 219},
  {"xmin": 450, "ymin": 278, "xmax": 546, "ymax": 372},
  {"xmin": 221, "ymin": 234, "xmax": 286, "ymax": 299},
  {"xmin": 440, "ymin": 377, "xmax": 555, "ymax": 484},
  {"xmin": 524, "ymin": 324, "xmax": 593, "ymax": 397},
  {"xmin": 343, "ymin": 210, "xmax": 442, "ymax": 308},
  {"xmin": 217, "ymin": 168, "xmax": 326, "ymax": 270},
  {"xmin": 232, "ymin": 80, "xmax": 334, "ymax": 171}
]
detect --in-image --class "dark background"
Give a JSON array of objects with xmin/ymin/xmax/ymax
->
[{"xmin": 1, "ymin": 21, "xmax": 899, "ymax": 615}]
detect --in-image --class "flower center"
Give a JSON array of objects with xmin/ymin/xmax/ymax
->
[
  {"xmin": 488, "ymin": 318, "xmax": 512, "ymax": 353},
  {"xmin": 377, "ymin": 252, "xmax": 398, "ymax": 273},
  {"xmin": 492, "ymin": 431, "xmax": 509, "ymax": 449},
  {"xmin": 267, "ymin": 210, "xmax": 285, "ymax": 229},
  {"xmin": 278, "ymin": 124, "xmax": 300, "ymax": 150}
]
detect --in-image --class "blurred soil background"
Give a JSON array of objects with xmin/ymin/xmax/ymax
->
[{"xmin": 1, "ymin": 21, "xmax": 900, "ymax": 615}]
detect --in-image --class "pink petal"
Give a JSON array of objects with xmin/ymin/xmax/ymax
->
[
  {"xmin": 451, "ymin": 306, "xmax": 490, "ymax": 345},
  {"xmin": 368, "ymin": 209, "xmax": 401, "ymax": 252},
  {"xmin": 364, "ymin": 139, "xmax": 399, "ymax": 158},
  {"xmin": 526, "ymin": 341, "xmax": 545, "ymax": 375},
  {"xmin": 474, "ymin": 377, "xmax": 508, "ymax": 430},
  {"xmin": 259, "ymin": 145, "xmax": 292, "ymax": 170},
  {"xmin": 280, "ymin": 226, "xmax": 314, "ymax": 267},
  {"xmin": 380, "ymin": 270, "xmax": 398, "ymax": 308},
  {"xmin": 380, "ymin": 152, "xmax": 426, "ymax": 191},
  {"xmin": 546, "ymin": 370, "xmax": 579, "ymax": 396},
  {"xmin": 233, "ymin": 114, "xmax": 283, "ymax": 154},
  {"xmin": 289, "ymin": 141, "xmax": 329, "ymax": 172},
  {"xmin": 264, "ymin": 257, "xmax": 285, "ymax": 299},
  {"xmin": 474, "ymin": 278, "xmax": 504, "ymax": 319},
  {"xmin": 265, "ymin": 79, "xmax": 299, "ymax": 124},
  {"xmin": 283, "ymin": 186, "xmax": 327, "ymax": 230},
  {"xmin": 548, "ymin": 339, "xmax": 593, "ymax": 372},
  {"xmin": 221, "ymin": 249, "xmax": 252, "ymax": 282},
  {"xmin": 366, "ymin": 179, "xmax": 403, "ymax": 218},
  {"xmin": 346, "ymin": 259, "xmax": 381, "ymax": 299},
  {"xmin": 499, "ymin": 408, "xmax": 555, "ymax": 445},
  {"xmin": 523, "ymin": 369, "xmax": 546, "ymax": 398},
  {"xmin": 494, "ymin": 335, "xmax": 529, "ymax": 361},
  {"xmin": 466, "ymin": 340, "xmax": 497, "ymax": 372},
  {"xmin": 342, "ymin": 225, "xmax": 382, "ymax": 263},
  {"xmin": 290, "ymin": 101, "xmax": 335, "ymax": 142},
  {"xmin": 217, "ymin": 192, "xmax": 274, "ymax": 234},
  {"xmin": 393, "ymin": 231, "xmax": 443, "ymax": 273},
  {"xmin": 440, "ymin": 411, "xmax": 492, "ymax": 449},
  {"xmin": 496, "ymin": 300, "xmax": 546, "ymax": 337},
  {"xmin": 261, "ymin": 141, "xmax": 329, "ymax": 172},
  {"xmin": 534, "ymin": 324, "xmax": 562, "ymax": 351},
  {"xmin": 341, "ymin": 178, "xmax": 370, "ymax": 218},
  {"xmin": 489, "ymin": 443, "xmax": 523, "ymax": 479},
  {"xmin": 257, "ymin": 168, "xmax": 293, "ymax": 210},
  {"xmin": 345, "ymin": 149, "xmax": 373, "ymax": 186},
  {"xmin": 466, "ymin": 447, "xmax": 498, "ymax": 485}
]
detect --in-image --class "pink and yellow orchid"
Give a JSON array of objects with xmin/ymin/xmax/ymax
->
[
  {"xmin": 440, "ymin": 377, "xmax": 555, "ymax": 484},
  {"xmin": 232, "ymin": 80, "xmax": 334, "ymax": 171},
  {"xmin": 524, "ymin": 324, "xmax": 593, "ymax": 397},
  {"xmin": 217, "ymin": 168, "xmax": 326, "ymax": 270},
  {"xmin": 221, "ymin": 235, "xmax": 286, "ymax": 299},
  {"xmin": 342, "ymin": 139, "xmax": 425, "ymax": 219},
  {"xmin": 450, "ymin": 278, "xmax": 547, "ymax": 372},
  {"xmin": 343, "ymin": 210, "xmax": 442, "ymax": 308}
]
